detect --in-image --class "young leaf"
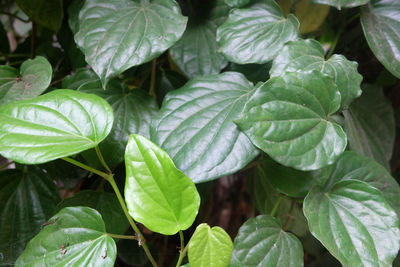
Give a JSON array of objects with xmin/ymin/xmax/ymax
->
[
  {"xmin": 124, "ymin": 134, "xmax": 200, "ymax": 235},
  {"xmin": 270, "ymin": 39, "xmax": 362, "ymax": 109},
  {"xmin": 235, "ymin": 71, "xmax": 346, "ymax": 171},
  {"xmin": 75, "ymin": 0, "xmax": 187, "ymax": 86},
  {"xmin": 15, "ymin": 207, "xmax": 116, "ymax": 267},
  {"xmin": 361, "ymin": 0, "xmax": 400, "ymax": 79},
  {"xmin": 303, "ymin": 180, "xmax": 400, "ymax": 266},
  {"xmin": 151, "ymin": 72, "xmax": 259, "ymax": 183},
  {"xmin": 0, "ymin": 89, "xmax": 114, "ymax": 164},
  {"xmin": 0, "ymin": 167, "xmax": 61, "ymax": 266},
  {"xmin": 311, "ymin": 0, "xmax": 368, "ymax": 9},
  {"xmin": 216, "ymin": 0, "xmax": 299, "ymax": 64},
  {"xmin": 0, "ymin": 56, "xmax": 52, "ymax": 105},
  {"xmin": 188, "ymin": 223, "xmax": 233, "ymax": 267},
  {"xmin": 231, "ymin": 215, "xmax": 304, "ymax": 266}
]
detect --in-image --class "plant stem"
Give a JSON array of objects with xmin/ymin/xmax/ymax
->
[
  {"xmin": 107, "ymin": 233, "xmax": 138, "ymax": 240},
  {"xmin": 176, "ymin": 231, "xmax": 189, "ymax": 267},
  {"xmin": 0, "ymin": 12, "xmax": 30, "ymax": 23},
  {"xmin": 95, "ymin": 146, "xmax": 112, "ymax": 173},
  {"xmin": 282, "ymin": 199, "xmax": 296, "ymax": 231},
  {"xmin": 270, "ymin": 196, "xmax": 282, "ymax": 217},
  {"xmin": 31, "ymin": 21, "xmax": 36, "ymax": 59},
  {"xmin": 62, "ymin": 157, "xmax": 110, "ymax": 179},
  {"xmin": 149, "ymin": 58, "xmax": 157, "ymax": 97}
]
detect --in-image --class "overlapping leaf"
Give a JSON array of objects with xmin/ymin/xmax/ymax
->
[
  {"xmin": 16, "ymin": 0, "xmax": 63, "ymax": 31},
  {"xmin": 225, "ymin": 0, "xmax": 250, "ymax": 7},
  {"xmin": 311, "ymin": 0, "xmax": 368, "ymax": 9}
]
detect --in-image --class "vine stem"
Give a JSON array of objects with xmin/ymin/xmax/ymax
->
[
  {"xmin": 282, "ymin": 199, "xmax": 296, "ymax": 231},
  {"xmin": 95, "ymin": 146, "xmax": 112, "ymax": 173},
  {"xmin": 149, "ymin": 58, "xmax": 157, "ymax": 97},
  {"xmin": 270, "ymin": 196, "xmax": 282, "ymax": 217},
  {"xmin": 176, "ymin": 231, "xmax": 189, "ymax": 267},
  {"xmin": 31, "ymin": 21, "xmax": 36, "ymax": 59},
  {"xmin": 107, "ymin": 233, "xmax": 138, "ymax": 240}
]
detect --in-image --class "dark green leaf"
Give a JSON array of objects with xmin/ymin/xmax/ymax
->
[
  {"xmin": 125, "ymin": 134, "xmax": 200, "ymax": 235},
  {"xmin": 68, "ymin": 0, "xmax": 84, "ymax": 35},
  {"xmin": 227, "ymin": 62, "xmax": 271, "ymax": 83},
  {"xmin": 235, "ymin": 71, "xmax": 346, "ymax": 170},
  {"xmin": 0, "ymin": 89, "xmax": 114, "ymax": 164},
  {"xmin": 224, "ymin": 0, "xmax": 251, "ymax": 7},
  {"xmin": 151, "ymin": 72, "xmax": 259, "ymax": 183},
  {"xmin": 311, "ymin": 0, "xmax": 368, "ymax": 9},
  {"xmin": 156, "ymin": 70, "xmax": 187, "ymax": 106},
  {"xmin": 16, "ymin": 207, "xmax": 116, "ymax": 267},
  {"xmin": 62, "ymin": 68, "xmax": 99, "ymax": 90}
]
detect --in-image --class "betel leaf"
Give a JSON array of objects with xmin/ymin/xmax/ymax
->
[
  {"xmin": 0, "ymin": 89, "xmax": 113, "ymax": 164},
  {"xmin": 303, "ymin": 180, "xmax": 400, "ymax": 266},
  {"xmin": 270, "ymin": 39, "xmax": 362, "ymax": 109},
  {"xmin": 124, "ymin": 134, "xmax": 200, "ymax": 235},
  {"xmin": 188, "ymin": 223, "xmax": 233, "ymax": 267},
  {"xmin": 0, "ymin": 167, "xmax": 60, "ymax": 266},
  {"xmin": 311, "ymin": 0, "xmax": 368, "ymax": 9},
  {"xmin": 61, "ymin": 68, "xmax": 99, "ymax": 90},
  {"xmin": 343, "ymin": 85, "xmax": 395, "ymax": 169},
  {"xmin": 361, "ymin": 0, "xmax": 400, "ymax": 79},
  {"xmin": 0, "ymin": 56, "xmax": 52, "ymax": 105},
  {"xmin": 169, "ymin": 1, "xmax": 230, "ymax": 78},
  {"xmin": 150, "ymin": 72, "xmax": 259, "ymax": 183},
  {"xmin": 15, "ymin": 207, "xmax": 116, "ymax": 267},
  {"xmin": 15, "ymin": 0, "xmax": 63, "ymax": 31},
  {"xmin": 235, "ymin": 71, "xmax": 346, "ymax": 171},
  {"xmin": 75, "ymin": 0, "xmax": 187, "ymax": 86},
  {"xmin": 225, "ymin": 0, "xmax": 251, "ymax": 8},
  {"xmin": 216, "ymin": 0, "xmax": 299, "ymax": 64},
  {"xmin": 230, "ymin": 215, "xmax": 304, "ymax": 267}
]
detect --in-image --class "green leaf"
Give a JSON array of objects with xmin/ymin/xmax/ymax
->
[
  {"xmin": 343, "ymin": 85, "xmax": 395, "ymax": 169},
  {"xmin": 311, "ymin": 0, "xmax": 368, "ymax": 9},
  {"xmin": 15, "ymin": 206, "xmax": 116, "ymax": 267},
  {"xmin": 0, "ymin": 56, "xmax": 52, "ymax": 105},
  {"xmin": 294, "ymin": 0, "xmax": 330, "ymax": 34},
  {"xmin": 0, "ymin": 89, "xmax": 114, "ymax": 164},
  {"xmin": 361, "ymin": 0, "xmax": 400, "ymax": 79},
  {"xmin": 0, "ymin": 167, "xmax": 61, "ymax": 266},
  {"xmin": 225, "ymin": 0, "xmax": 251, "ymax": 7},
  {"xmin": 303, "ymin": 180, "xmax": 400, "ymax": 266},
  {"xmin": 188, "ymin": 223, "xmax": 233, "ymax": 267},
  {"xmin": 151, "ymin": 72, "xmax": 259, "ymax": 183},
  {"xmin": 270, "ymin": 39, "xmax": 362, "ymax": 109},
  {"xmin": 68, "ymin": 0, "xmax": 84, "ymax": 35},
  {"xmin": 169, "ymin": 1, "xmax": 230, "ymax": 78},
  {"xmin": 62, "ymin": 68, "xmax": 100, "ymax": 90},
  {"xmin": 56, "ymin": 191, "xmax": 129, "ymax": 235},
  {"xmin": 227, "ymin": 62, "xmax": 271, "ymax": 83},
  {"xmin": 235, "ymin": 71, "xmax": 346, "ymax": 170},
  {"xmin": 124, "ymin": 134, "xmax": 200, "ymax": 235},
  {"xmin": 15, "ymin": 0, "xmax": 63, "ymax": 31},
  {"xmin": 75, "ymin": 0, "xmax": 187, "ymax": 86},
  {"xmin": 231, "ymin": 215, "xmax": 304, "ymax": 267},
  {"xmin": 216, "ymin": 0, "xmax": 299, "ymax": 64}
]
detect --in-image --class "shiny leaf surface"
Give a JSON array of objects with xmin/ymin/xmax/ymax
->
[
  {"xmin": 311, "ymin": 0, "xmax": 368, "ymax": 9},
  {"xmin": 225, "ymin": 0, "xmax": 250, "ymax": 7},
  {"xmin": 16, "ymin": 0, "xmax": 63, "ymax": 31}
]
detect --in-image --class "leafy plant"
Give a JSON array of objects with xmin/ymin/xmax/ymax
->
[{"xmin": 0, "ymin": 0, "xmax": 400, "ymax": 266}]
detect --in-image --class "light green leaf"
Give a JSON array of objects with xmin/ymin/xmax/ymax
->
[
  {"xmin": 270, "ymin": 39, "xmax": 362, "ymax": 109},
  {"xmin": 311, "ymin": 0, "xmax": 368, "ymax": 9},
  {"xmin": 231, "ymin": 215, "xmax": 304, "ymax": 267},
  {"xmin": 225, "ymin": 0, "xmax": 250, "ymax": 7},
  {"xmin": 0, "ymin": 167, "xmax": 61, "ymax": 266},
  {"xmin": 15, "ymin": 207, "xmax": 116, "ymax": 267},
  {"xmin": 304, "ymin": 180, "xmax": 400, "ymax": 266},
  {"xmin": 0, "ymin": 56, "xmax": 52, "ymax": 105},
  {"xmin": 216, "ymin": 0, "xmax": 299, "ymax": 64},
  {"xmin": 0, "ymin": 89, "xmax": 114, "ymax": 164},
  {"xmin": 188, "ymin": 223, "xmax": 233, "ymax": 267},
  {"xmin": 235, "ymin": 71, "xmax": 346, "ymax": 170},
  {"xmin": 151, "ymin": 72, "xmax": 259, "ymax": 183},
  {"xmin": 124, "ymin": 134, "xmax": 200, "ymax": 235},
  {"xmin": 361, "ymin": 0, "xmax": 400, "ymax": 79},
  {"xmin": 75, "ymin": 0, "xmax": 187, "ymax": 86},
  {"xmin": 343, "ymin": 85, "xmax": 395, "ymax": 169}
]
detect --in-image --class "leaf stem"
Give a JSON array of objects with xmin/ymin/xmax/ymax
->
[
  {"xmin": 176, "ymin": 231, "xmax": 189, "ymax": 267},
  {"xmin": 282, "ymin": 199, "xmax": 296, "ymax": 231},
  {"xmin": 31, "ymin": 21, "xmax": 36, "ymax": 59},
  {"xmin": 0, "ymin": 12, "xmax": 30, "ymax": 23},
  {"xmin": 62, "ymin": 157, "xmax": 109, "ymax": 179},
  {"xmin": 95, "ymin": 146, "xmax": 112, "ymax": 173},
  {"xmin": 149, "ymin": 58, "xmax": 157, "ymax": 97},
  {"xmin": 270, "ymin": 196, "xmax": 282, "ymax": 217},
  {"xmin": 107, "ymin": 233, "xmax": 138, "ymax": 240}
]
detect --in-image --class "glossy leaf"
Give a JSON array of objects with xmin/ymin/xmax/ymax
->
[
  {"xmin": 231, "ymin": 215, "xmax": 304, "ymax": 267},
  {"xmin": 151, "ymin": 72, "xmax": 259, "ymax": 183},
  {"xmin": 0, "ymin": 89, "xmax": 114, "ymax": 164},
  {"xmin": 170, "ymin": 1, "xmax": 230, "ymax": 78},
  {"xmin": 0, "ymin": 167, "xmax": 60, "ymax": 266},
  {"xmin": 0, "ymin": 56, "xmax": 52, "ymax": 105},
  {"xmin": 270, "ymin": 39, "xmax": 362, "ymax": 109},
  {"xmin": 188, "ymin": 223, "xmax": 233, "ymax": 267},
  {"xmin": 216, "ymin": 0, "xmax": 299, "ymax": 64},
  {"xmin": 124, "ymin": 134, "xmax": 200, "ymax": 235},
  {"xmin": 311, "ymin": 0, "xmax": 368, "ymax": 9},
  {"xmin": 225, "ymin": 0, "xmax": 250, "ymax": 7},
  {"xmin": 343, "ymin": 85, "xmax": 395, "ymax": 169},
  {"xmin": 16, "ymin": 207, "xmax": 116, "ymax": 267},
  {"xmin": 304, "ymin": 180, "xmax": 400, "ymax": 266},
  {"xmin": 361, "ymin": 0, "xmax": 400, "ymax": 79},
  {"xmin": 295, "ymin": 0, "xmax": 330, "ymax": 33},
  {"xmin": 235, "ymin": 71, "xmax": 346, "ymax": 170},
  {"xmin": 75, "ymin": 0, "xmax": 187, "ymax": 86}
]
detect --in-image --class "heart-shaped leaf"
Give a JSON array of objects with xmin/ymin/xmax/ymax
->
[
  {"xmin": 230, "ymin": 215, "xmax": 304, "ymax": 266},
  {"xmin": 125, "ymin": 134, "xmax": 200, "ymax": 235},
  {"xmin": 270, "ymin": 39, "xmax": 362, "ymax": 109},
  {"xmin": 0, "ymin": 167, "xmax": 61, "ymax": 266},
  {"xmin": 235, "ymin": 71, "xmax": 346, "ymax": 170},
  {"xmin": 361, "ymin": 0, "xmax": 400, "ymax": 79},
  {"xmin": 188, "ymin": 223, "xmax": 233, "ymax": 267},
  {"xmin": 216, "ymin": 0, "xmax": 299, "ymax": 64},
  {"xmin": 0, "ymin": 56, "xmax": 52, "ymax": 105},
  {"xmin": 0, "ymin": 89, "xmax": 114, "ymax": 164},
  {"xmin": 304, "ymin": 180, "xmax": 400, "ymax": 266},
  {"xmin": 15, "ymin": 206, "xmax": 116, "ymax": 267},
  {"xmin": 16, "ymin": 0, "xmax": 63, "ymax": 31},
  {"xmin": 151, "ymin": 72, "xmax": 259, "ymax": 183},
  {"xmin": 311, "ymin": 0, "xmax": 368, "ymax": 9},
  {"xmin": 75, "ymin": 0, "xmax": 187, "ymax": 86}
]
